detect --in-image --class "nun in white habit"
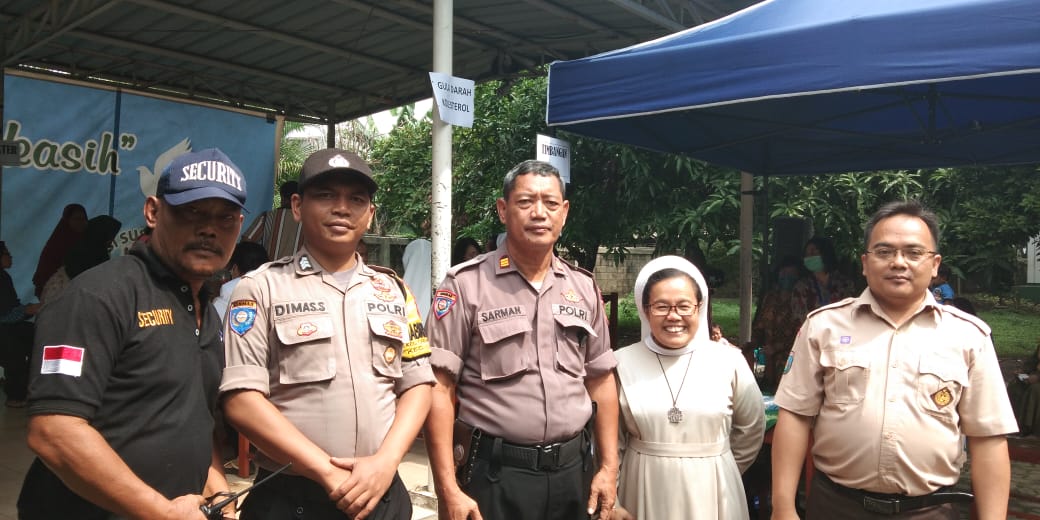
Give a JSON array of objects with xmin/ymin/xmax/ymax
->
[{"xmin": 614, "ymin": 256, "xmax": 765, "ymax": 520}]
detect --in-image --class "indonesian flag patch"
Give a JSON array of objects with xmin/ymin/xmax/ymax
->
[{"xmin": 41, "ymin": 345, "xmax": 85, "ymax": 377}]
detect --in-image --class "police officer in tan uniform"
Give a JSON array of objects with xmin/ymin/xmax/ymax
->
[
  {"xmin": 220, "ymin": 148, "xmax": 433, "ymax": 520},
  {"xmin": 771, "ymin": 200, "xmax": 1016, "ymax": 520},
  {"xmin": 424, "ymin": 160, "xmax": 620, "ymax": 520}
]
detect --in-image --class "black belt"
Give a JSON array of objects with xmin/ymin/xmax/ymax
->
[
  {"xmin": 475, "ymin": 432, "xmax": 584, "ymax": 471},
  {"xmin": 817, "ymin": 472, "xmax": 973, "ymax": 515}
]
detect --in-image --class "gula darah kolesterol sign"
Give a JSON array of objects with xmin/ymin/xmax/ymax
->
[{"xmin": 2, "ymin": 74, "xmax": 277, "ymax": 302}]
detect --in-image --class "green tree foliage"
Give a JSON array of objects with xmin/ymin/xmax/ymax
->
[{"xmin": 363, "ymin": 74, "xmax": 1040, "ymax": 292}]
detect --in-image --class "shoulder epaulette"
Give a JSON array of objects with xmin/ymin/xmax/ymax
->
[
  {"xmin": 445, "ymin": 254, "xmax": 484, "ymax": 278},
  {"xmin": 241, "ymin": 258, "xmax": 287, "ymax": 279},
  {"xmin": 558, "ymin": 257, "xmax": 595, "ymax": 279},
  {"xmin": 806, "ymin": 296, "xmax": 858, "ymax": 319},
  {"xmin": 942, "ymin": 304, "xmax": 992, "ymax": 335},
  {"xmin": 367, "ymin": 264, "xmax": 408, "ymax": 294}
]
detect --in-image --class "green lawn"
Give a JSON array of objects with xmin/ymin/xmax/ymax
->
[{"xmin": 616, "ymin": 296, "xmax": 1039, "ymax": 358}]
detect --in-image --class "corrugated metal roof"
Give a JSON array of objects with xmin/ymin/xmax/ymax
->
[{"xmin": 1, "ymin": 0, "xmax": 758, "ymax": 123}]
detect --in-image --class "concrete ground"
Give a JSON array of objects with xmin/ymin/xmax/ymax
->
[{"xmin": 3, "ymin": 355, "xmax": 1039, "ymax": 519}]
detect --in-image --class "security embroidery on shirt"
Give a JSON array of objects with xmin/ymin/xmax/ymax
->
[
  {"xmin": 228, "ymin": 300, "xmax": 258, "ymax": 336},
  {"xmin": 137, "ymin": 308, "xmax": 174, "ymax": 327},
  {"xmin": 562, "ymin": 289, "xmax": 582, "ymax": 304}
]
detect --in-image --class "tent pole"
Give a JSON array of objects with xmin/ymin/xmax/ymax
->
[
  {"xmin": 739, "ymin": 171, "xmax": 753, "ymax": 344},
  {"xmin": 430, "ymin": 0, "xmax": 453, "ymax": 289}
]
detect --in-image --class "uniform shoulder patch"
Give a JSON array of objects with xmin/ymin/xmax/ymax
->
[
  {"xmin": 433, "ymin": 289, "xmax": 457, "ymax": 320},
  {"xmin": 228, "ymin": 299, "xmax": 258, "ymax": 336}
]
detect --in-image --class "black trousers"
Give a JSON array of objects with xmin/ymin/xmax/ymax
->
[
  {"xmin": 462, "ymin": 453, "xmax": 592, "ymax": 520},
  {"xmin": 1, "ymin": 321, "xmax": 34, "ymax": 401},
  {"xmin": 239, "ymin": 469, "xmax": 410, "ymax": 520},
  {"xmin": 806, "ymin": 473, "xmax": 959, "ymax": 520}
]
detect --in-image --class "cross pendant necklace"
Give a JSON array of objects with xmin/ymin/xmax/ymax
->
[{"xmin": 655, "ymin": 352, "xmax": 694, "ymax": 424}]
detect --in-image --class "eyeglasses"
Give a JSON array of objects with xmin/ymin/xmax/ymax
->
[
  {"xmin": 866, "ymin": 247, "xmax": 937, "ymax": 262},
  {"xmin": 646, "ymin": 303, "xmax": 700, "ymax": 316}
]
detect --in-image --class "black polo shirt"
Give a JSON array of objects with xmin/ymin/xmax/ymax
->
[{"xmin": 18, "ymin": 241, "xmax": 223, "ymax": 519}]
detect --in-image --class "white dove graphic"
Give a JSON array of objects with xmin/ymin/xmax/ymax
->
[{"xmin": 138, "ymin": 138, "xmax": 192, "ymax": 197}]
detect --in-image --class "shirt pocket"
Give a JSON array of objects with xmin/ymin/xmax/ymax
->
[
  {"xmin": 819, "ymin": 348, "xmax": 870, "ymax": 404},
  {"xmin": 477, "ymin": 317, "xmax": 533, "ymax": 382},
  {"xmin": 367, "ymin": 315, "xmax": 406, "ymax": 379},
  {"xmin": 917, "ymin": 354, "xmax": 968, "ymax": 421},
  {"xmin": 274, "ymin": 314, "xmax": 336, "ymax": 385},
  {"xmin": 554, "ymin": 314, "xmax": 596, "ymax": 377}
]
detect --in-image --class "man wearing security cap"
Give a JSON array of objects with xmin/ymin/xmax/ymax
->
[
  {"xmin": 221, "ymin": 148, "xmax": 433, "ymax": 520},
  {"xmin": 18, "ymin": 148, "xmax": 246, "ymax": 520}
]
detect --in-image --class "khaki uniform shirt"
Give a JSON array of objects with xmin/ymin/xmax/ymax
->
[
  {"xmin": 775, "ymin": 289, "xmax": 1016, "ymax": 496},
  {"xmin": 220, "ymin": 248, "xmax": 434, "ymax": 472},
  {"xmin": 426, "ymin": 244, "xmax": 617, "ymax": 445}
]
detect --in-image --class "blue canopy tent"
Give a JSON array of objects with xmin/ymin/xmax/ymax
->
[{"xmin": 545, "ymin": 0, "xmax": 1040, "ymax": 339}]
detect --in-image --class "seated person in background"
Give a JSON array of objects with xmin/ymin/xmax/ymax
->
[
  {"xmin": 0, "ymin": 241, "xmax": 41, "ymax": 407},
  {"xmin": 931, "ymin": 264, "xmax": 955, "ymax": 304},
  {"xmin": 40, "ymin": 215, "xmax": 122, "ymax": 305},
  {"xmin": 213, "ymin": 241, "xmax": 269, "ymax": 320},
  {"xmin": 1007, "ymin": 341, "xmax": 1040, "ymax": 436}
]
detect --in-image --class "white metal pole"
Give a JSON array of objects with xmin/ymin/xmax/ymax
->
[{"xmin": 431, "ymin": 0, "xmax": 453, "ymax": 289}]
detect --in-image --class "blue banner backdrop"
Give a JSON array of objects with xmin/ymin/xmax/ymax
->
[{"xmin": 3, "ymin": 74, "xmax": 276, "ymax": 302}]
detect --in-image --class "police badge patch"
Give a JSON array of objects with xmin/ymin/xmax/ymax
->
[
  {"xmin": 783, "ymin": 353, "xmax": 795, "ymax": 374},
  {"xmin": 433, "ymin": 289, "xmax": 457, "ymax": 320},
  {"xmin": 932, "ymin": 387, "xmax": 953, "ymax": 408},
  {"xmin": 229, "ymin": 300, "xmax": 258, "ymax": 336}
]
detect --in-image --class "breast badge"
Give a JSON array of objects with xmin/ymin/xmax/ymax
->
[
  {"xmin": 383, "ymin": 320, "xmax": 403, "ymax": 339},
  {"xmin": 932, "ymin": 387, "xmax": 953, "ymax": 408},
  {"xmin": 562, "ymin": 289, "xmax": 582, "ymax": 304},
  {"xmin": 383, "ymin": 346, "xmax": 397, "ymax": 364},
  {"xmin": 297, "ymin": 322, "xmax": 317, "ymax": 337},
  {"xmin": 229, "ymin": 300, "xmax": 258, "ymax": 336}
]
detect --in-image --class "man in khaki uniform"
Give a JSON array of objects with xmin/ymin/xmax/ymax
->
[
  {"xmin": 424, "ymin": 160, "xmax": 620, "ymax": 520},
  {"xmin": 771, "ymin": 200, "xmax": 1016, "ymax": 520},
  {"xmin": 220, "ymin": 148, "xmax": 433, "ymax": 520}
]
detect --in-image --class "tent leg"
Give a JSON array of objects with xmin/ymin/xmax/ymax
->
[{"xmin": 739, "ymin": 171, "xmax": 754, "ymax": 344}]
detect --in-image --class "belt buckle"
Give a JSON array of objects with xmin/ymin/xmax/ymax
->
[
  {"xmin": 537, "ymin": 443, "xmax": 561, "ymax": 470},
  {"xmin": 862, "ymin": 496, "xmax": 899, "ymax": 515}
]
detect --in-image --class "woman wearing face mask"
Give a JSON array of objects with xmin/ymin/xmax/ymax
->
[
  {"xmin": 750, "ymin": 256, "xmax": 806, "ymax": 390},
  {"xmin": 614, "ymin": 256, "xmax": 765, "ymax": 519},
  {"xmin": 791, "ymin": 236, "xmax": 855, "ymax": 324}
]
